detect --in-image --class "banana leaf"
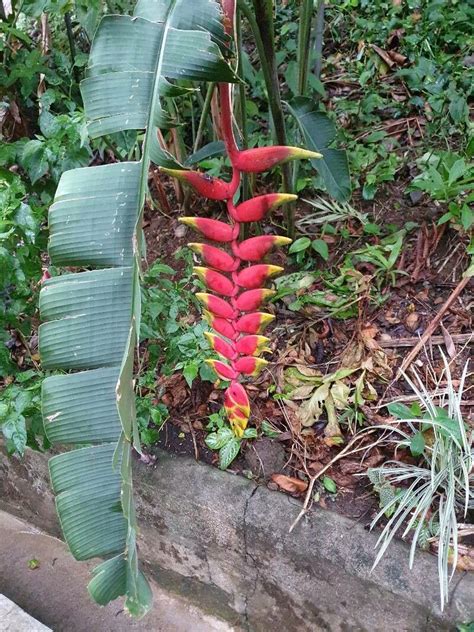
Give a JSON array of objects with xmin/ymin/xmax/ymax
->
[{"xmin": 39, "ymin": 0, "xmax": 236, "ymax": 616}]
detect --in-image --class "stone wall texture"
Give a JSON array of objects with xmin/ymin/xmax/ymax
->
[{"xmin": 1, "ymin": 446, "xmax": 473, "ymax": 631}]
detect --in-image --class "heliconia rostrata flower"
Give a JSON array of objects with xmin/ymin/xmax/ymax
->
[{"xmin": 161, "ymin": 50, "xmax": 320, "ymax": 437}]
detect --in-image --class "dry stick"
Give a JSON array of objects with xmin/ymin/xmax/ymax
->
[
  {"xmin": 397, "ymin": 274, "xmax": 472, "ymax": 376},
  {"xmin": 379, "ymin": 333, "xmax": 473, "ymax": 348},
  {"xmin": 288, "ymin": 429, "xmax": 378, "ymax": 533}
]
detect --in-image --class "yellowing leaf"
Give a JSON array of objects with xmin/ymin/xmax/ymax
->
[{"xmin": 331, "ymin": 381, "xmax": 350, "ymax": 409}]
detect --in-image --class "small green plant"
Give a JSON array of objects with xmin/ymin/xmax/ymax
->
[
  {"xmin": 288, "ymin": 235, "xmax": 329, "ymax": 264},
  {"xmin": 346, "ymin": 228, "xmax": 408, "ymax": 286},
  {"xmin": 141, "ymin": 257, "xmax": 217, "ymax": 387},
  {"xmin": 368, "ymin": 357, "xmax": 473, "ymax": 608},
  {"xmin": 205, "ymin": 407, "xmax": 257, "ymax": 469},
  {"xmin": 410, "ymin": 151, "xmax": 473, "ymax": 231},
  {"xmin": 0, "ymin": 370, "xmax": 45, "ymax": 456}
]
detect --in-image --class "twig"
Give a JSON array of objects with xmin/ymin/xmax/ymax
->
[
  {"xmin": 187, "ymin": 418, "xmax": 199, "ymax": 461},
  {"xmin": 397, "ymin": 274, "xmax": 472, "ymax": 375},
  {"xmin": 17, "ymin": 330, "xmax": 40, "ymax": 371},
  {"xmin": 288, "ymin": 429, "xmax": 378, "ymax": 533},
  {"xmin": 379, "ymin": 333, "xmax": 473, "ymax": 348}
]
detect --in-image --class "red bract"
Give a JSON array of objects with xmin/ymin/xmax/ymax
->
[
  {"xmin": 235, "ymin": 312, "xmax": 275, "ymax": 334},
  {"xmin": 203, "ymin": 310, "xmax": 236, "ymax": 339},
  {"xmin": 206, "ymin": 359, "xmax": 237, "ymax": 380},
  {"xmin": 232, "ymin": 146, "xmax": 321, "ymax": 173},
  {"xmin": 193, "ymin": 267, "xmax": 234, "ymax": 296},
  {"xmin": 181, "ymin": 72, "xmax": 321, "ymax": 437},
  {"xmin": 234, "ymin": 356, "xmax": 268, "ymax": 376},
  {"xmin": 179, "ymin": 217, "xmax": 237, "ymax": 242},
  {"xmin": 234, "ymin": 335, "xmax": 270, "ymax": 356},
  {"xmin": 159, "ymin": 167, "xmax": 234, "ymax": 200},
  {"xmin": 204, "ymin": 332, "xmax": 236, "ymax": 360},
  {"xmin": 236, "ymin": 264, "xmax": 283, "ymax": 289},
  {"xmin": 196, "ymin": 293, "xmax": 235, "ymax": 319},
  {"xmin": 188, "ymin": 243, "xmax": 236, "ymax": 272},
  {"xmin": 233, "ymin": 235, "xmax": 292, "ymax": 261},
  {"xmin": 232, "ymin": 193, "xmax": 297, "ymax": 222},
  {"xmin": 235, "ymin": 288, "xmax": 275, "ymax": 311}
]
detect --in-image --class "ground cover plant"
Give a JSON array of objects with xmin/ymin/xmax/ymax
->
[{"xmin": 0, "ymin": 0, "xmax": 472, "ymax": 617}]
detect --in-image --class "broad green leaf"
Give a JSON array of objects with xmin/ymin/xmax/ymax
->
[
  {"xmin": 311, "ymin": 238, "xmax": 329, "ymax": 261},
  {"xmin": 40, "ymin": 0, "xmax": 235, "ymax": 616},
  {"xmin": 387, "ymin": 402, "xmax": 415, "ymax": 419},
  {"xmin": 1, "ymin": 414, "xmax": 27, "ymax": 456},
  {"xmin": 185, "ymin": 141, "xmax": 226, "ymax": 166},
  {"xmin": 410, "ymin": 431, "xmax": 425, "ymax": 457},
  {"xmin": 20, "ymin": 140, "xmax": 48, "ymax": 184},
  {"xmin": 323, "ymin": 476, "xmax": 337, "ymax": 493},
  {"xmin": 289, "ymin": 236, "xmax": 311, "ymax": 253},
  {"xmin": 287, "ymin": 97, "xmax": 351, "ymax": 202},
  {"xmin": 205, "ymin": 426, "xmax": 234, "ymax": 450},
  {"xmin": 219, "ymin": 438, "xmax": 241, "ymax": 469}
]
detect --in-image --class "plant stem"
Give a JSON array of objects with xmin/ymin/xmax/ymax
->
[
  {"xmin": 236, "ymin": 8, "xmax": 251, "ymax": 219},
  {"xmin": 64, "ymin": 12, "xmax": 80, "ymax": 84},
  {"xmin": 313, "ymin": 0, "xmax": 325, "ymax": 81},
  {"xmin": 297, "ymin": 0, "xmax": 313, "ymax": 96},
  {"xmin": 193, "ymin": 82, "xmax": 215, "ymax": 152},
  {"xmin": 240, "ymin": 0, "xmax": 295, "ymax": 237}
]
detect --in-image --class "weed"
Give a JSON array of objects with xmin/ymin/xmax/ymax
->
[{"xmin": 368, "ymin": 357, "xmax": 473, "ymax": 608}]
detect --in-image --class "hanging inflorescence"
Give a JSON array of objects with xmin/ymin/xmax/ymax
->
[{"xmin": 159, "ymin": 4, "xmax": 320, "ymax": 437}]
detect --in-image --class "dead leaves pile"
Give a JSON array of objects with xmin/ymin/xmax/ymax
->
[{"xmin": 283, "ymin": 324, "xmax": 393, "ymax": 444}]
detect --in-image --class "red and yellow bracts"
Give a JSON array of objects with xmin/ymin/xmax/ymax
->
[{"xmin": 161, "ymin": 76, "xmax": 320, "ymax": 438}]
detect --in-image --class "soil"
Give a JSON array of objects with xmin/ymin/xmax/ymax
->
[{"xmin": 141, "ymin": 172, "xmax": 473, "ymax": 529}]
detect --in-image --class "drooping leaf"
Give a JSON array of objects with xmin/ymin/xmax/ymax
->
[
  {"xmin": 40, "ymin": 0, "xmax": 236, "ymax": 616},
  {"xmin": 287, "ymin": 96, "xmax": 351, "ymax": 202}
]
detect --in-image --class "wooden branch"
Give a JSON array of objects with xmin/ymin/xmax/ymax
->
[
  {"xmin": 379, "ymin": 333, "xmax": 473, "ymax": 348},
  {"xmin": 398, "ymin": 275, "xmax": 472, "ymax": 375}
]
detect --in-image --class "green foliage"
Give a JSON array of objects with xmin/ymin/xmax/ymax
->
[
  {"xmin": 0, "ymin": 370, "xmax": 45, "ymax": 455},
  {"xmin": 205, "ymin": 411, "xmax": 257, "ymax": 469},
  {"xmin": 410, "ymin": 150, "xmax": 474, "ymax": 230},
  {"xmin": 370, "ymin": 359, "xmax": 473, "ymax": 608},
  {"xmin": 141, "ymin": 255, "xmax": 217, "ymax": 387}
]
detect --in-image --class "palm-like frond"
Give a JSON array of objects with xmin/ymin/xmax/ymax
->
[{"xmin": 40, "ymin": 0, "xmax": 236, "ymax": 615}]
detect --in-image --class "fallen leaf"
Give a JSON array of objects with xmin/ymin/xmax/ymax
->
[
  {"xmin": 405, "ymin": 312, "xmax": 419, "ymax": 332},
  {"xmin": 440, "ymin": 323, "xmax": 456, "ymax": 359},
  {"xmin": 371, "ymin": 44, "xmax": 395, "ymax": 68},
  {"xmin": 271, "ymin": 474, "xmax": 308, "ymax": 494}
]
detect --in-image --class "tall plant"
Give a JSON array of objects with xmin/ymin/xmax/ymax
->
[
  {"xmin": 160, "ymin": 1, "xmax": 321, "ymax": 436},
  {"xmin": 238, "ymin": 0, "xmax": 351, "ymax": 223},
  {"xmin": 39, "ymin": 0, "xmax": 236, "ymax": 615}
]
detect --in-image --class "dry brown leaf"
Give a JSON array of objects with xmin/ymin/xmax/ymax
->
[
  {"xmin": 440, "ymin": 323, "xmax": 456, "ymax": 359},
  {"xmin": 371, "ymin": 44, "xmax": 395, "ymax": 68},
  {"xmin": 405, "ymin": 312, "xmax": 420, "ymax": 332},
  {"xmin": 271, "ymin": 474, "xmax": 308, "ymax": 494}
]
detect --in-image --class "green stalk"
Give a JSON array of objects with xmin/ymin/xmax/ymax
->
[
  {"xmin": 297, "ymin": 0, "xmax": 313, "ymax": 96},
  {"xmin": 239, "ymin": 0, "xmax": 295, "ymax": 237},
  {"xmin": 64, "ymin": 12, "xmax": 80, "ymax": 84},
  {"xmin": 313, "ymin": 0, "xmax": 325, "ymax": 80},
  {"xmin": 193, "ymin": 82, "xmax": 215, "ymax": 152}
]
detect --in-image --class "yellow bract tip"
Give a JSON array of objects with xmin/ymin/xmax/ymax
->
[
  {"xmin": 179, "ymin": 217, "xmax": 197, "ymax": 227},
  {"xmin": 274, "ymin": 193, "xmax": 298, "ymax": 206},
  {"xmin": 188, "ymin": 242, "xmax": 204, "ymax": 253},
  {"xmin": 274, "ymin": 236, "xmax": 293, "ymax": 246},
  {"xmin": 267, "ymin": 265, "xmax": 284, "ymax": 276},
  {"xmin": 289, "ymin": 147, "xmax": 322, "ymax": 160}
]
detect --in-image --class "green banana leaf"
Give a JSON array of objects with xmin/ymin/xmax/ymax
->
[
  {"xmin": 39, "ymin": 0, "xmax": 236, "ymax": 617},
  {"xmin": 287, "ymin": 96, "xmax": 351, "ymax": 202}
]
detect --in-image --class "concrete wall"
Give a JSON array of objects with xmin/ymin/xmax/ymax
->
[{"xmin": 1, "ymin": 446, "xmax": 473, "ymax": 631}]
